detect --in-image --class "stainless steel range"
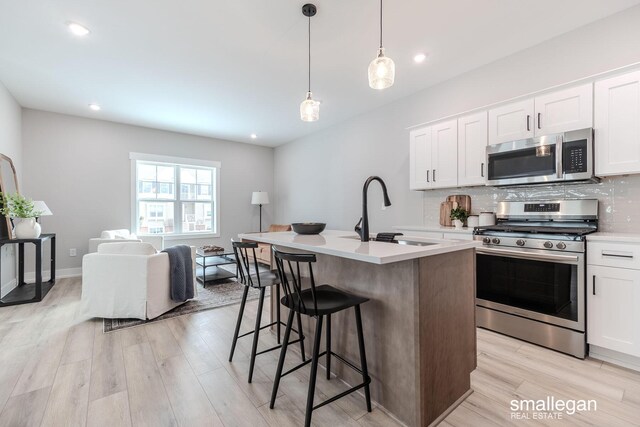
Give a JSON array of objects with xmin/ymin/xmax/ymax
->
[{"xmin": 473, "ymin": 199, "xmax": 598, "ymax": 358}]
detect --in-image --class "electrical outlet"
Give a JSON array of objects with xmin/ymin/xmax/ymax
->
[{"xmin": 69, "ymin": 248, "xmax": 77, "ymax": 257}]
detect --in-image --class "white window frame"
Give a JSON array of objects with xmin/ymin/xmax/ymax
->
[{"xmin": 130, "ymin": 152, "xmax": 221, "ymax": 239}]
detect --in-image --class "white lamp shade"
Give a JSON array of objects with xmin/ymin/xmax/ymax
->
[
  {"xmin": 300, "ymin": 92, "xmax": 320, "ymax": 122},
  {"xmin": 368, "ymin": 48, "xmax": 395, "ymax": 90},
  {"xmin": 251, "ymin": 192, "xmax": 269, "ymax": 205},
  {"xmin": 32, "ymin": 201, "xmax": 53, "ymax": 216}
]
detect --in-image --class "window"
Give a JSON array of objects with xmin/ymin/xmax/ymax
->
[{"xmin": 131, "ymin": 153, "xmax": 220, "ymax": 236}]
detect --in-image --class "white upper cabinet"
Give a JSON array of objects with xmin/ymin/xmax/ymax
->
[
  {"xmin": 488, "ymin": 99, "xmax": 534, "ymax": 145},
  {"xmin": 534, "ymin": 83, "xmax": 593, "ymax": 135},
  {"xmin": 457, "ymin": 111, "xmax": 488, "ymax": 187},
  {"xmin": 409, "ymin": 126, "xmax": 432, "ymax": 190},
  {"xmin": 431, "ymin": 120, "xmax": 458, "ymax": 189},
  {"xmin": 594, "ymin": 71, "xmax": 640, "ymax": 177},
  {"xmin": 488, "ymin": 84, "xmax": 593, "ymax": 145}
]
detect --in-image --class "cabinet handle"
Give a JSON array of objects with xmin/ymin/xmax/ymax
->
[
  {"xmin": 592, "ymin": 275, "xmax": 596, "ymax": 296},
  {"xmin": 526, "ymin": 115, "xmax": 530, "ymax": 131},
  {"xmin": 426, "ymin": 170, "xmax": 430, "ymax": 182},
  {"xmin": 537, "ymin": 113, "xmax": 541, "ymax": 129},
  {"xmin": 481, "ymin": 162, "xmax": 484, "ymax": 177},
  {"xmin": 433, "ymin": 169, "xmax": 436, "ymax": 182},
  {"xmin": 601, "ymin": 251, "xmax": 634, "ymax": 259}
]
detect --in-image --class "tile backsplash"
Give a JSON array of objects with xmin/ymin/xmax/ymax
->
[{"xmin": 422, "ymin": 175, "xmax": 640, "ymax": 233}]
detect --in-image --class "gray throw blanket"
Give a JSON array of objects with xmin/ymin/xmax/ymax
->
[{"xmin": 162, "ymin": 245, "xmax": 194, "ymax": 302}]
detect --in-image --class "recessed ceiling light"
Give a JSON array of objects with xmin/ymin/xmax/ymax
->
[
  {"xmin": 413, "ymin": 53, "xmax": 427, "ymax": 63},
  {"xmin": 67, "ymin": 22, "xmax": 90, "ymax": 37},
  {"xmin": 250, "ymin": 133, "xmax": 257, "ymax": 139},
  {"xmin": 89, "ymin": 104, "xmax": 101, "ymax": 111}
]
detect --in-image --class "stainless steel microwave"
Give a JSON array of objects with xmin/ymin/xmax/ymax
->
[{"xmin": 486, "ymin": 128, "xmax": 595, "ymax": 186}]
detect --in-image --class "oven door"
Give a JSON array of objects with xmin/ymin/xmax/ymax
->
[
  {"xmin": 486, "ymin": 134, "xmax": 562, "ymax": 186},
  {"xmin": 476, "ymin": 246, "xmax": 584, "ymax": 331}
]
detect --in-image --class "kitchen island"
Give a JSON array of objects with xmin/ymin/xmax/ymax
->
[{"xmin": 238, "ymin": 230, "xmax": 478, "ymax": 427}]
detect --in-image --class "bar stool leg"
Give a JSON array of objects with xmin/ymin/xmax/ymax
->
[
  {"xmin": 270, "ymin": 310, "xmax": 295, "ymax": 409},
  {"xmin": 229, "ymin": 285, "xmax": 249, "ymax": 362},
  {"xmin": 326, "ymin": 313, "xmax": 331, "ymax": 380},
  {"xmin": 355, "ymin": 305, "xmax": 372, "ymax": 412},
  {"xmin": 248, "ymin": 287, "xmax": 266, "ymax": 383},
  {"xmin": 305, "ymin": 315, "xmax": 324, "ymax": 427},
  {"xmin": 276, "ymin": 284, "xmax": 281, "ymax": 344},
  {"xmin": 296, "ymin": 312, "xmax": 306, "ymax": 362}
]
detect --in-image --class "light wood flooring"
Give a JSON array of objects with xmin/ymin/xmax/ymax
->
[{"xmin": 0, "ymin": 277, "xmax": 639, "ymax": 426}]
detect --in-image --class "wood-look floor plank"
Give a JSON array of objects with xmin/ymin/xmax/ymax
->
[
  {"xmin": 123, "ymin": 342, "xmax": 177, "ymax": 427},
  {"xmin": 157, "ymin": 354, "xmax": 223, "ymax": 426},
  {"xmin": 60, "ymin": 319, "xmax": 96, "ymax": 365},
  {"xmin": 145, "ymin": 321, "xmax": 182, "ymax": 362},
  {"xmin": 119, "ymin": 325, "xmax": 149, "ymax": 349},
  {"xmin": 356, "ymin": 408, "xmax": 402, "ymax": 427},
  {"xmin": 0, "ymin": 386, "xmax": 51, "ymax": 427},
  {"xmin": 257, "ymin": 394, "xmax": 306, "ymax": 427},
  {"xmin": 87, "ymin": 390, "xmax": 132, "ymax": 427},
  {"xmin": 11, "ymin": 330, "xmax": 67, "ymax": 396},
  {"xmin": 198, "ymin": 367, "xmax": 269, "ymax": 427},
  {"xmin": 89, "ymin": 322, "xmax": 128, "ymax": 402},
  {"xmin": 165, "ymin": 316, "xmax": 221, "ymax": 376},
  {"xmin": 40, "ymin": 358, "xmax": 91, "ymax": 427}
]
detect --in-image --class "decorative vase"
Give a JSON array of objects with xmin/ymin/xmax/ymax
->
[
  {"xmin": 14, "ymin": 218, "xmax": 41, "ymax": 239},
  {"xmin": 453, "ymin": 219, "xmax": 464, "ymax": 229}
]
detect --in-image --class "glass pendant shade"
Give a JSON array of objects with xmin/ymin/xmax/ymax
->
[
  {"xmin": 300, "ymin": 92, "xmax": 320, "ymax": 122},
  {"xmin": 368, "ymin": 48, "xmax": 395, "ymax": 90}
]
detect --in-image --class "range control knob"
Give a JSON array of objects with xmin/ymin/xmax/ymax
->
[
  {"xmin": 543, "ymin": 241, "xmax": 553, "ymax": 249},
  {"xmin": 516, "ymin": 239, "xmax": 526, "ymax": 246},
  {"xmin": 556, "ymin": 242, "xmax": 567, "ymax": 250},
  {"xmin": 492, "ymin": 238, "xmax": 501, "ymax": 245},
  {"xmin": 482, "ymin": 237, "xmax": 491, "ymax": 244}
]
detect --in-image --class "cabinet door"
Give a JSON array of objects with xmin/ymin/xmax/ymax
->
[
  {"xmin": 431, "ymin": 119, "xmax": 458, "ymax": 189},
  {"xmin": 409, "ymin": 126, "xmax": 432, "ymax": 190},
  {"xmin": 458, "ymin": 111, "xmax": 488, "ymax": 186},
  {"xmin": 588, "ymin": 265, "xmax": 640, "ymax": 357},
  {"xmin": 488, "ymin": 99, "xmax": 534, "ymax": 144},
  {"xmin": 534, "ymin": 83, "xmax": 593, "ymax": 135},
  {"xmin": 594, "ymin": 71, "xmax": 640, "ymax": 177}
]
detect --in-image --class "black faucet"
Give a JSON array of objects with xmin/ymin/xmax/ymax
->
[{"xmin": 354, "ymin": 176, "xmax": 392, "ymax": 242}]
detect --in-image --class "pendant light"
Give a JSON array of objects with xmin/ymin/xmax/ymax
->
[
  {"xmin": 368, "ymin": 0, "xmax": 395, "ymax": 90},
  {"xmin": 300, "ymin": 3, "xmax": 319, "ymax": 122}
]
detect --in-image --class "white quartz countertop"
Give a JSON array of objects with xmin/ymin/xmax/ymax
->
[
  {"xmin": 238, "ymin": 230, "xmax": 479, "ymax": 265},
  {"xmin": 587, "ymin": 232, "xmax": 640, "ymax": 244},
  {"xmin": 393, "ymin": 225, "xmax": 474, "ymax": 234}
]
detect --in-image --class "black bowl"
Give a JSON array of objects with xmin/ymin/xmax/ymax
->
[{"xmin": 291, "ymin": 223, "xmax": 326, "ymax": 235}]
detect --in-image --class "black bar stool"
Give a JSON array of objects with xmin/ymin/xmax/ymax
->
[
  {"xmin": 270, "ymin": 247, "xmax": 372, "ymax": 427},
  {"xmin": 229, "ymin": 240, "xmax": 306, "ymax": 383}
]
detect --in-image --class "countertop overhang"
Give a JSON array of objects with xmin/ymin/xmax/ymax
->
[{"xmin": 238, "ymin": 230, "xmax": 479, "ymax": 264}]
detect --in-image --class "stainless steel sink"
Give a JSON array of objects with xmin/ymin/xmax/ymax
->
[{"xmin": 341, "ymin": 235, "xmax": 437, "ymax": 246}]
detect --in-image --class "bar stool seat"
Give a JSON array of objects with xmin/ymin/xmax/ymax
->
[{"xmin": 281, "ymin": 284, "xmax": 368, "ymax": 316}]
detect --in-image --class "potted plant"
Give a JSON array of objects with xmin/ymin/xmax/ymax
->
[
  {"xmin": 450, "ymin": 207, "xmax": 469, "ymax": 229},
  {"xmin": 0, "ymin": 193, "xmax": 44, "ymax": 238}
]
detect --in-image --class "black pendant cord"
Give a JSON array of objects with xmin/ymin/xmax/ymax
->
[
  {"xmin": 308, "ymin": 15, "xmax": 311, "ymax": 93},
  {"xmin": 379, "ymin": 0, "xmax": 383, "ymax": 49}
]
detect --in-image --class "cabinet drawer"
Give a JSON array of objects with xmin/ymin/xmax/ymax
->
[{"xmin": 588, "ymin": 242, "xmax": 640, "ymax": 270}]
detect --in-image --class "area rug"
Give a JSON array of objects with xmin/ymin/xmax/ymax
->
[{"xmin": 103, "ymin": 279, "xmax": 268, "ymax": 332}]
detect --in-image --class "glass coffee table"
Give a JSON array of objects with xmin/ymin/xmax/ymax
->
[{"xmin": 195, "ymin": 248, "xmax": 237, "ymax": 285}]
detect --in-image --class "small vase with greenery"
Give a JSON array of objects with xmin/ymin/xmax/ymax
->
[
  {"xmin": 450, "ymin": 207, "xmax": 470, "ymax": 229},
  {"xmin": 0, "ymin": 193, "xmax": 44, "ymax": 238}
]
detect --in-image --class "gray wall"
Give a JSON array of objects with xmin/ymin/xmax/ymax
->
[
  {"xmin": 22, "ymin": 110, "xmax": 274, "ymax": 272},
  {"xmin": 274, "ymin": 5, "xmax": 640, "ymax": 233},
  {"xmin": 0, "ymin": 82, "xmax": 21, "ymax": 296}
]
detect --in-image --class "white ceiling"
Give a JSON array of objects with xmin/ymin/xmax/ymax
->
[{"xmin": 1, "ymin": 0, "xmax": 639, "ymax": 147}]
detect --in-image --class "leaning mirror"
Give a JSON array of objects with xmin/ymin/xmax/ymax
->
[{"xmin": 0, "ymin": 154, "xmax": 19, "ymax": 239}]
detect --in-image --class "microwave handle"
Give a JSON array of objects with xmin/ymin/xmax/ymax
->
[{"xmin": 556, "ymin": 136, "xmax": 563, "ymax": 179}]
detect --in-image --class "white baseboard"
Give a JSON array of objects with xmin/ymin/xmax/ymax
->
[
  {"xmin": 590, "ymin": 345, "xmax": 640, "ymax": 372},
  {"xmin": 24, "ymin": 267, "xmax": 82, "ymax": 282},
  {"xmin": 1, "ymin": 278, "xmax": 18, "ymax": 298}
]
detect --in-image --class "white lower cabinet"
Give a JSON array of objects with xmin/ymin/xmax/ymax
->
[{"xmin": 587, "ymin": 242, "xmax": 640, "ymax": 359}]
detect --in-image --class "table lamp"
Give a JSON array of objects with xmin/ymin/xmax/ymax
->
[
  {"xmin": 251, "ymin": 191, "xmax": 269, "ymax": 232},
  {"xmin": 33, "ymin": 201, "xmax": 53, "ymax": 223}
]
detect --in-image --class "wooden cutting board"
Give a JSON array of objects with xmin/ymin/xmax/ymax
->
[
  {"xmin": 439, "ymin": 201, "xmax": 454, "ymax": 226},
  {"xmin": 447, "ymin": 195, "xmax": 472, "ymax": 213}
]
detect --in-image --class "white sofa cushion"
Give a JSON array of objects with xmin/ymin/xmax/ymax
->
[{"xmin": 97, "ymin": 242, "xmax": 157, "ymax": 255}]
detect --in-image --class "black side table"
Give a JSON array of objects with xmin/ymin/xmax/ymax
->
[{"xmin": 0, "ymin": 233, "xmax": 56, "ymax": 306}]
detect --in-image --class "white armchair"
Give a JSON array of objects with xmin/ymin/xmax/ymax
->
[
  {"xmin": 88, "ymin": 229, "xmax": 164, "ymax": 253},
  {"xmin": 81, "ymin": 242, "xmax": 196, "ymax": 320}
]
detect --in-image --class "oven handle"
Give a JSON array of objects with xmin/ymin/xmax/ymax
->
[
  {"xmin": 476, "ymin": 247, "xmax": 579, "ymax": 263},
  {"xmin": 556, "ymin": 135, "xmax": 563, "ymax": 179}
]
